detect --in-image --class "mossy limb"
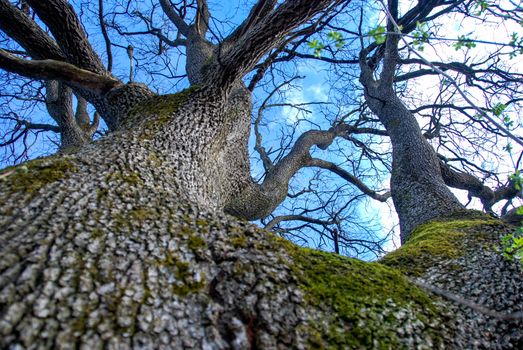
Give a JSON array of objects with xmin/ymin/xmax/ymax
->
[
  {"xmin": 380, "ymin": 213, "xmax": 499, "ymax": 276},
  {"xmin": 279, "ymin": 241, "xmax": 446, "ymax": 348},
  {"xmin": 0, "ymin": 157, "xmax": 77, "ymax": 194},
  {"xmin": 125, "ymin": 85, "xmax": 201, "ymax": 132}
]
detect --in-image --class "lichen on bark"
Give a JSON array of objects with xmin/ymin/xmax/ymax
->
[{"xmin": 0, "ymin": 157, "xmax": 77, "ymax": 194}]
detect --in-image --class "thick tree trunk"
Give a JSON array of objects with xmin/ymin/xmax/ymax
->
[
  {"xmin": 359, "ymin": 29, "xmax": 464, "ymax": 242},
  {"xmin": 0, "ymin": 1, "xmax": 521, "ymax": 347},
  {"xmin": 0, "ymin": 91, "xmax": 522, "ymax": 348},
  {"xmin": 364, "ymin": 86, "xmax": 464, "ymax": 242}
]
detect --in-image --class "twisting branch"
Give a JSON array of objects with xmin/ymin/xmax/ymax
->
[{"xmin": 227, "ymin": 119, "xmax": 391, "ymax": 220}]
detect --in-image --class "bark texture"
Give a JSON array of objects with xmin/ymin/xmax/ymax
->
[
  {"xmin": 363, "ymin": 84, "xmax": 464, "ymax": 241},
  {"xmin": 0, "ymin": 130, "xmax": 522, "ymax": 348},
  {"xmin": 1, "ymin": 1, "xmax": 521, "ymax": 348},
  {"xmin": 359, "ymin": 30, "xmax": 464, "ymax": 242}
]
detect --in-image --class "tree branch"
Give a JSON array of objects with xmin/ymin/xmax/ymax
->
[
  {"xmin": 0, "ymin": 50, "xmax": 120, "ymax": 94},
  {"xmin": 308, "ymin": 158, "xmax": 391, "ymax": 202},
  {"xmin": 0, "ymin": 0, "xmax": 64, "ymax": 60},
  {"xmin": 98, "ymin": 0, "xmax": 113, "ymax": 72},
  {"xmin": 439, "ymin": 160, "xmax": 520, "ymax": 211},
  {"xmin": 26, "ymin": 0, "xmax": 106, "ymax": 74},
  {"xmin": 159, "ymin": 0, "xmax": 190, "ymax": 37},
  {"xmin": 211, "ymin": 0, "xmax": 343, "ymax": 88},
  {"xmin": 380, "ymin": 0, "xmax": 523, "ymax": 148},
  {"xmin": 265, "ymin": 214, "xmax": 335, "ymax": 230},
  {"xmin": 224, "ymin": 0, "xmax": 278, "ymax": 46},
  {"xmin": 195, "ymin": 0, "xmax": 210, "ymax": 37}
]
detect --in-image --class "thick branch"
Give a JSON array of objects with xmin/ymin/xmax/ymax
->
[
  {"xmin": 211, "ymin": 0, "xmax": 342, "ymax": 87},
  {"xmin": 195, "ymin": 0, "xmax": 210, "ymax": 37},
  {"xmin": 0, "ymin": 50, "xmax": 120, "ymax": 94},
  {"xmin": 224, "ymin": 0, "xmax": 278, "ymax": 45},
  {"xmin": 159, "ymin": 0, "xmax": 190, "ymax": 37},
  {"xmin": 226, "ymin": 122, "xmax": 388, "ymax": 220},
  {"xmin": 26, "ymin": 0, "xmax": 106, "ymax": 74},
  {"xmin": 0, "ymin": 0, "xmax": 64, "ymax": 60},
  {"xmin": 439, "ymin": 161, "xmax": 520, "ymax": 210}
]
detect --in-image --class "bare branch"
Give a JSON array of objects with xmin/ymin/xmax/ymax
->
[
  {"xmin": 308, "ymin": 158, "xmax": 391, "ymax": 202},
  {"xmin": 0, "ymin": 50, "xmax": 120, "ymax": 94},
  {"xmin": 159, "ymin": 0, "xmax": 190, "ymax": 37},
  {"xmin": 98, "ymin": 0, "xmax": 113, "ymax": 72},
  {"xmin": 265, "ymin": 214, "xmax": 335, "ymax": 230},
  {"xmin": 26, "ymin": 0, "xmax": 106, "ymax": 74},
  {"xmin": 379, "ymin": 0, "xmax": 523, "ymax": 148}
]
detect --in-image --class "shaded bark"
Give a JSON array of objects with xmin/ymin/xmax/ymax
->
[{"xmin": 359, "ymin": 6, "xmax": 464, "ymax": 242}]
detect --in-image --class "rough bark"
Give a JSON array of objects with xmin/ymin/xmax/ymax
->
[
  {"xmin": 0, "ymin": 120, "xmax": 521, "ymax": 348},
  {"xmin": 359, "ymin": 18, "xmax": 464, "ymax": 242},
  {"xmin": 362, "ymin": 82, "xmax": 464, "ymax": 241},
  {"xmin": 1, "ymin": 1, "xmax": 521, "ymax": 347}
]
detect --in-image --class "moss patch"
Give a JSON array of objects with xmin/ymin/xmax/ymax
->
[
  {"xmin": 0, "ymin": 157, "xmax": 77, "ymax": 194},
  {"xmin": 281, "ymin": 241, "xmax": 445, "ymax": 348},
  {"xmin": 380, "ymin": 214, "xmax": 499, "ymax": 276},
  {"xmin": 106, "ymin": 172, "xmax": 144, "ymax": 186},
  {"xmin": 125, "ymin": 85, "xmax": 201, "ymax": 132},
  {"xmin": 157, "ymin": 252, "xmax": 205, "ymax": 296}
]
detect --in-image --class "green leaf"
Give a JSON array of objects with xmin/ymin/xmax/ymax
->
[
  {"xmin": 327, "ymin": 31, "xmax": 345, "ymax": 50},
  {"xmin": 474, "ymin": 0, "xmax": 490, "ymax": 15},
  {"xmin": 308, "ymin": 39, "xmax": 321, "ymax": 49},
  {"xmin": 368, "ymin": 26, "xmax": 386, "ymax": 44},
  {"xmin": 493, "ymin": 103, "xmax": 507, "ymax": 117},
  {"xmin": 453, "ymin": 35, "xmax": 476, "ymax": 50}
]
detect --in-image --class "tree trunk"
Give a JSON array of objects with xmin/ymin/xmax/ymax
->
[
  {"xmin": 359, "ymin": 30, "xmax": 464, "ymax": 242},
  {"xmin": 1, "ymin": 89, "xmax": 522, "ymax": 349},
  {"xmin": 0, "ymin": 1, "xmax": 521, "ymax": 347},
  {"xmin": 364, "ymin": 86, "xmax": 464, "ymax": 242}
]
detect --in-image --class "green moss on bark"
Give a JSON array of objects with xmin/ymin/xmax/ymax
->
[
  {"xmin": 125, "ymin": 85, "xmax": 201, "ymax": 133},
  {"xmin": 380, "ymin": 213, "xmax": 499, "ymax": 276},
  {"xmin": 156, "ymin": 252, "xmax": 205, "ymax": 296},
  {"xmin": 0, "ymin": 157, "xmax": 77, "ymax": 194},
  {"xmin": 275, "ymin": 237, "xmax": 447, "ymax": 348}
]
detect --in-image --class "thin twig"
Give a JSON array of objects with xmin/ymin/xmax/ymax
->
[{"xmin": 377, "ymin": 0, "xmax": 523, "ymax": 148}]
